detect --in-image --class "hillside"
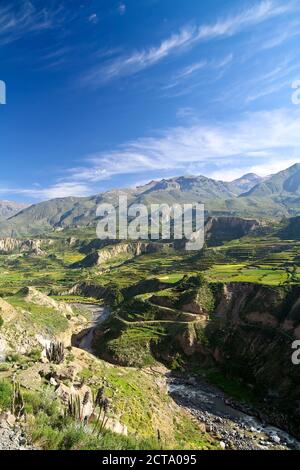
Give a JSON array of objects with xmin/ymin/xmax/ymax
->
[
  {"xmin": 228, "ymin": 173, "xmax": 265, "ymax": 194},
  {"xmin": 238, "ymin": 164, "xmax": 300, "ymax": 216},
  {"xmin": 1, "ymin": 213, "xmax": 300, "ymax": 449}
]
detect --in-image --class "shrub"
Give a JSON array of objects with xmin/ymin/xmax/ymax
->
[
  {"xmin": 27, "ymin": 347, "xmax": 42, "ymax": 362},
  {"xmin": 0, "ymin": 379, "xmax": 13, "ymax": 410}
]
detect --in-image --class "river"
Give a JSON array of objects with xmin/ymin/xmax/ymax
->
[
  {"xmin": 167, "ymin": 375, "xmax": 300, "ymax": 450},
  {"xmin": 72, "ymin": 303, "xmax": 111, "ymax": 352},
  {"xmin": 74, "ymin": 303, "xmax": 300, "ymax": 450}
]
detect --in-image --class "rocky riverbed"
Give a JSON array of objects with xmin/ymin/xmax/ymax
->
[
  {"xmin": 72, "ymin": 303, "xmax": 300, "ymax": 451},
  {"xmin": 0, "ymin": 415, "xmax": 36, "ymax": 450},
  {"xmin": 167, "ymin": 375, "xmax": 300, "ymax": 450}
]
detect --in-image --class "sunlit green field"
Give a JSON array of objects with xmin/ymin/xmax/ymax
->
[
  {"xmin": 206, "ymin": 264, "xmax": 289, "ymax": 285},
  {"xmin": 1, "ymin": 230, "xmax": 300, "ymax": 300}
]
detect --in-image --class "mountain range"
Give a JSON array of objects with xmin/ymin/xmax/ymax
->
[
  {"xmin": 0, "ymin": 163, "xmax": 300, "ymax": 237},
  {"xmin": 0, "ymin": 200, "xmax": 27, "ymax": 221}
]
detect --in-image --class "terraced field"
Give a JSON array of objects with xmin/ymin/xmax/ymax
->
[
  {"xmin": 1, "ymin": 218, "xmax": 300, "ymax": 450},
  {"xmin": 1, "ymin": 230, "xmax": 300, "ymax": 302}
]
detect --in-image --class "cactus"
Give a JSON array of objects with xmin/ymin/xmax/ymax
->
[
  {"xmin": 66, "ymin": 394, "xmax": 82, "ymax": 422},
  {"xmin": 64, "ymin": 385, "xmax": 110, "ymax": 434},
  {"xmin": 65, "ymin": 391, "xmax": 92, "ymax": 424},
  {"xmin": 12, "ymin": 380, "xmax": 25, "ymax": 420},
  {"xmin": 94, "ymin": 386, "xmax": 104, "ymax": 407},
  {"xmin": 46, "ymin": 341, "xmax": 65, "ymax": 364},
  {"xmin": 92, "ymin": 387, "xmax": 110, "ymax": 436}
]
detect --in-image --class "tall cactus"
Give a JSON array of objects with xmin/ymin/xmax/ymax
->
[
  {"xmin": 46, "ymin": 341, "xmax": 65, "ymax": 364},
  {"xmin": 92, "ymin": 386, "xmax": 110, "ymax": 436},
  {"xmin": 66, "ymin": 394, "xmax": 82, "ymax": 422},
  {"xmin": 12, "ymin": 379, "xmax": 25, "ymax": 420}
]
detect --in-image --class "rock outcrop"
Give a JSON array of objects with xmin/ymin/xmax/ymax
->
[
  {"xmin": 201, "ymin": 282, "xmax": 300, "ymax": 438},
  {"xmin": 72, "ymin": 241, "xmax": 165, "ymax": 268},
  {"xmin": 0, "ymin": 238, "xmax": 44, "ymax": 255},
  {"xmin": 205, "ymin": 217, "xmax": 261, "ymax": 245},
  {"xmin": 16, "ymin": 287, "xmax": 73, "ymax": 316}
]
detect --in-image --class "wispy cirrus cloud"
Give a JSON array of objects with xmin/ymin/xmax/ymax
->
[
  {"xmin": 80, "ymin": 26, "xmax": 195, "ymax": 86},
  {"xmin": 0, "ymin": 182, "xmax": 91, "ymax": 200},
  {"xmin": 163, "ymin": 54, "xmax": 233, "ymax": 91},
  {"xmin": 260, "ymin": 20, "xmax": 300, "ymax": 50},
  {"xmin": 0, "ymin": 1, "xmax": 63, "ymax": 45},
  {"xmin": 65, "ymin": 108, "xmax": 300, "ymax": 184},
  {"xmin": 217, "ymin": 54, "xmax": 300, "ymax": 105},
  {"xmin": 3, "ymin": 108, "xmax": 300, "ymax": 200},
  {"xmin": 195, "ymin": 0, "xmax": 292, "ymax": 41},
  {"xmin": 80, "ymin": 0, "xmax": 294, "ymax": 87}
]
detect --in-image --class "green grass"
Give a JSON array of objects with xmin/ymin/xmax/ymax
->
[
  {"xmin": 158, "ymin": 273, "xmax": 185, "ymax": 284},
  {"xmin": 200, "ymin": 369, "xmax": 258, "ymax": 405},
  {"xmin": 0, "ymin": 379, "xmax": 13, "ymax": 409},
  {"xmin": 22, "ymin": 385, "xmax": 162, "ymax": 450},
  {"xmin": 95, "ymin": 321, "xmax": 163, "ymax": 368},
  {"xmin": 206, "ymin": 263, "xmax": 289, "ymax": 285},
  {"xmin": 6, "ymin": 297, "xmax": 68, "ymax": 334}
]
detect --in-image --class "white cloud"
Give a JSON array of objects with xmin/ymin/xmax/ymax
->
[
  {"xmin": 88, "ymin": 13, "xmax": 98, "ymax": 24},
  {"xmin": 164, "ymin": 54, "xmax": 233, "ymax": 91},
  {"xmin": 80, "ymin": 1, "xmax": 293, "ymax": 86},
  {"xmin": 210, "ymin": 158, "xmax": 299, "ymax": 181},
  {"xmin": 118, "ymin": 3, "xmax": 126, "ymax": 16},
  {"xmin": 0, "ymin": 1, "xmax": 61, "ymax": 45},
  {"xmin": 3, "ymin": 108, "xmax": 300, "ymax": 199},
  {"xmin": 0, "ymin": 182, "xmax": 91, "ymax": 200},
  {"xmin": 215, "ymin": 53, "xmax": 300, "ymax": 106},
  {"xmin": 80, "ymin": 26, "xmax": 195, "ymax": 86},
  {"xmin": 65, "ymin": 108, "xmax": 300, "ymax": 185},
  {"xmin": 261, "ymin": 22, "xmax": 300, "ymax": 49},
  {"xmin": 196, "ymin": 0, "xmax": 292, "ymax": 41}
]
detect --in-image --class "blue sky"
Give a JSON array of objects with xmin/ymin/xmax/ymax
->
[{"xmin": 1, "ymin": 0, "xmax": 300, "ymax": 202}]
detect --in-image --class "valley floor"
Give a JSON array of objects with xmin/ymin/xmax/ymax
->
[
  {"xmin": 69, "ymin": 303, "xmax": 300, "ymax": 451},
  {"xmin": 1, "ymin": 224, "xmax": 300, "ymax": 450}
]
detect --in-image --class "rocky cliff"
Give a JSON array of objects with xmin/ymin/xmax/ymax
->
[
  {"xmin": 189, "ymin": 282, "xmax": 300, "ymax": 437},
  {"xmin": 205, "ymin": 217, "xmax": 261, "ymax": 245},
  {"xmin": 150, "ymin": 281, "xmax": 300, "ymax": 437},
  {"xmin": 72, "ymin": 241, "xmax": 167, "ymax": 268},
  {"xmin": 92, "ymin": 278, "xmax": 300, "ymax": 438},
  {"xmin": 0, "ymin": 238, "xmax": 44, "ymax": 255}
]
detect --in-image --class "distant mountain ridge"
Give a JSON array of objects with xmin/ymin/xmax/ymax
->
[
  {"xmin": 1, "ymin": 163, "xmax": 300, "ymax": 237},
  {"xmin": 0, "ymin": 200, "xmax": 27, "ymax": 220}
]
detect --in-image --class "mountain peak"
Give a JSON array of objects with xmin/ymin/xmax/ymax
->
[
  {"xmin": 229, "ymin": 173, "xmax": 263, "ymax": 194},
  {"xmin": 239, "ymin": 173, "xmax": 260, "ymax": 180}
]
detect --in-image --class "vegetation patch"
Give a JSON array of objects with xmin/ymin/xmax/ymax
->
[{"xmin": 6, "ymin": 297, "xmax": 68, "ymax": 335}]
